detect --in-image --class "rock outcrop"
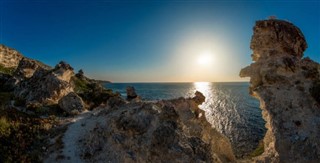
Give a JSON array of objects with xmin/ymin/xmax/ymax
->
[
  {"xmin": 0, "ymin": 44, "xmax": 23, "ymax": 68},
  {"xmin": 14, "ymin": 61, "xmax": 74, "ymax": 106},
  {"xmin": 0, "ymin": 45, "xmax": 53, "ymax": 92},
  {"xmin": 0, "ymin": 44, "xmax": 117, "ymax": 112},
  {"xmin": 192, "ymin": 90, "xmax": 206, "ymax": 104},
  {"xmin": 14, "ymin": 57, "xmax": 51, "ymax": 80},
  {"xmin": 240, "ymin": 19, "xmax": 320, "ymax": 162},
  {"xmin": 75, "ymin": 92, "xmax": 235, "ymax": 162},
  {"xmin": 58, "ymin": 92, "xmax": 86, "ymax": 115},
  {"xmin": 126, "ymin": 86, "xmax": 138, "ymax": 100}
]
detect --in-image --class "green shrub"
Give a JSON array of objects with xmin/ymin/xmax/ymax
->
[
  {"xmin": 0, "ymin": 65, "xmax": 15, "ymax": 75},
  {"xmin": 250, "ymin": 140, "xmax": 264, "ymax": 157},
  {"xmin": 71, "ymin": 76, "xmax": 90, "ymax": 93},
  {"xmin": 0, "ymin": 117, "xmax": 11, "ymax": 137}
]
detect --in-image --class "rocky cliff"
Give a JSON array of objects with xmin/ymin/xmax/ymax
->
[
  {"xmin": 47, "ymin": 92, "xmax": 236, "ymax": 163},
  {"xmin": 0, "ymin": 44, "xmax": 115, "ymax": 110},
  {"xmin": 0, "ymin": 44, "xmax": 23, "ymax": 68},
  {"xmin": 240, "ymin": 19, "xmax": 320, "ymax": 162}
]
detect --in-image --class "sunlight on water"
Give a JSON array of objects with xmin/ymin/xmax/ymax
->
[
  {"xmin": 192, "ymin": 82, "xmax": 265, "ymax": 157},
  {"xmin": 192, "ymin": 82, "xmax": 213, "ymax": 109},
  {"xmin": 193, "ymin": 82, "xmax": 212, "ymax": 94}
]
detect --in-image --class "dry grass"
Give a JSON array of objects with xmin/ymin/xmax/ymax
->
[{"xmin": 0, "ymin": 108, "xmax": 58, "ymax": 162}]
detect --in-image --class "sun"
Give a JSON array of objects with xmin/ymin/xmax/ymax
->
[{"xmin": 197, "ymin": 51, "xmax": 213, "ymax": 65}]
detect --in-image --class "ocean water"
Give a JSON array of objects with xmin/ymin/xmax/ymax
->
[{"xmin": 104, "ymin": 82, "xmax": 266, "ymax": 158}]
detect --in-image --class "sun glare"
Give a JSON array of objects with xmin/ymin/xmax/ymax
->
[
  {"xmin": 197, "ymin": 51, "xmax": 213, "ymax": 65},
  {"xmin": 194, "ymin": 82, "xmax": 211, "ymax": 92}
]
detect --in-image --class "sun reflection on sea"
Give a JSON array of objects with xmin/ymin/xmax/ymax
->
[
  {"xmin": 194, "ymin": 82, "xmax": 212, "ymax": 94},
  {"xmin": 193, "ymin": 82, "xmax": 213, "ymax": 110}
]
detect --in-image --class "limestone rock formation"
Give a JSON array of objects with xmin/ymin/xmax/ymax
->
[
  {"xmin": 0, "ymin": 45, "xmax": 53, "ymax": 92},
  {"xmin": 240, "ymin": 19, "xmax": 320, "ymax": 162},
  {"xmin": 0, "ymin": 44, "xmax": 23, "ymax": 68},
  {"xmin": 14, "ymin": 61, "xmax": 74, "ymax": 106},
  {"xmin": 76, "ymin": 92, "xmax": 235, "ymax": 162},
  {"xmin": 58, "ymin": 92, "xmax": 86, "ymax": 115}
]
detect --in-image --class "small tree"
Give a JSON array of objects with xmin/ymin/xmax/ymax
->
[
  {"xmin": 78, "ymin": 69, "xmax": 84, "ymax": 76},
  {"xmin": 268, "ymin": 15, "xmax": 277, "ymax": 20}
]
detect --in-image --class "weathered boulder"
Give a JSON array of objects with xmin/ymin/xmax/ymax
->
[
  {"xmin": 14, "ymin": 61, "xmax": 74, "ymax": 105},
  {"xmin": 106, "ymin": 95, "xmax": 126, "ymax": 108},
  {"xmin": 77, "ymin": 91, "xmax": 236, "ymax": 162},
  {"xmin": 0, "ymin": 44, "xmax": 23, "ymax": 68},
  {"xmin": 58, "ymin": 92, "xmax": 85, "ymax": 115},
  {"xmin": 126, "ymin": 86, "xmax": 138, "ymax": 100},
  {"xmin": 240, "ymin": 19, "xmax": 320, "ymax": 162}
]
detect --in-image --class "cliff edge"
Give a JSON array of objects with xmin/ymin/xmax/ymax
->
[
  {"xmin": 45, "ymin": 92, "xmax": 236, "ymax": 163},
  {"xmin": 240, "ymin": 19, "xmax": 320, "ymax": 162}
]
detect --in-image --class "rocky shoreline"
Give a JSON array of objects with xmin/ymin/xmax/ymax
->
[
  {"xmin": 1, "ymin": 18, "xmax": 320, "ymax": 162},
  {"xmin": 0, "ymin": 43, "xmax": 236, "ymax": 162}
]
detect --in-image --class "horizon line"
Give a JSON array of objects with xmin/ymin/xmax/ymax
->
[{"xmin": 106, "ymin": 81, "xmax": 250, "ymax": 83}]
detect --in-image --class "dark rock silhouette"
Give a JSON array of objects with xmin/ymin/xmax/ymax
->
[{"xmin": 126, "ymin": 86, "xmax": 138, "ymax": 100}]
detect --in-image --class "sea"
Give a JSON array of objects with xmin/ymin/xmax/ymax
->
[{"xmin": 104, "ymin": 82, "xmax": 266, "ymax": 158}]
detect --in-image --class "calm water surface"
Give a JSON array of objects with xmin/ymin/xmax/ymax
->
[{"xmin": 105, "ymin": 82, "xmax": 266, "ymax": 157}]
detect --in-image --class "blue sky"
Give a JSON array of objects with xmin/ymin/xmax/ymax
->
[{"xmin": 1, "ymin": 0, "xmax": 319, "ymax": 82}]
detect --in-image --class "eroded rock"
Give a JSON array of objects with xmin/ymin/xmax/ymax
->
[
  {"xmin": 58, "ymin": 92, "xmax": 86, "ymax": 115},
  {"xmin": 14, "ymin": 57, "xmax": 51, "ymax": 81},
  {"xmin": 240, "ymin": 19, "xmax": 320, "ymax": 162},
  {"xmin": 77, "ymin": 91, "xmax": 236, "ymax": 162},
  {"xmin": 192, "ymin": 90, "xmax": 206, "ymax": 105},
  {"xmin": 14, "ymin": 61, "xmax": 74, "ymax": 105}
]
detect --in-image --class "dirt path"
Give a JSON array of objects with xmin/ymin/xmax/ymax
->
[{"xmin": 45, "ymin": 108, "xmax": 106, "ymax": 163}]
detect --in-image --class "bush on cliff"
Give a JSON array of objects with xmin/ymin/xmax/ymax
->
[
  {"xmin": 72, "ymin": 75, "xmax": 118, "ymax": 109},
  {"xmin": 71, "ymin": 76, "xmax": 90, "ymax": 93},
  {"xmin": 0, "ymin": 65, "xmax": 15, "ymax": 75},
  {"xmin": 0, "ymin": 108, "xmax": 57, "ymax": 162}
]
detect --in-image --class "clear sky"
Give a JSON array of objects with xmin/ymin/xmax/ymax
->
[{"xmin": 1, "ymin": 0, "xmax": 319, "ymax": 82}]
